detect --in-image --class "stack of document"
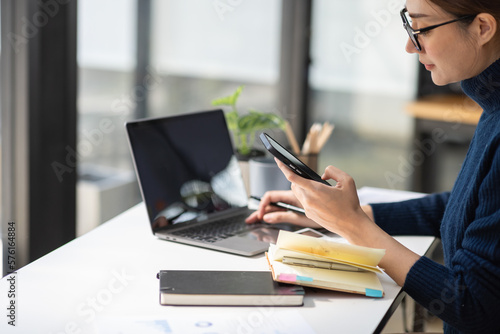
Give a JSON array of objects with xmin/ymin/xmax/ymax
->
[{"xmin": 266, "ymin": 230, "xmax": 386, "ymax": 297}]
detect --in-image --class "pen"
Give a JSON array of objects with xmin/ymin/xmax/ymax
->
[{"xmin": 250, "ymin": 196, "xmax": 305, "ymax": 215}]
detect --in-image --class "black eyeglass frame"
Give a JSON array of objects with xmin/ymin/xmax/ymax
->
[{"xmin": 400, "ymin": 8, "xmax": 476, "ymax": 51}]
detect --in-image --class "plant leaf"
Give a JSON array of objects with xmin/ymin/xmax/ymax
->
[
  {"xmin": 211, "ymin": 86, "xmax": 286, "ymax": 156},
  {"xmin": 211, "ymin": 85, "xmax": 244, "ymax": 108},
  {"xmin": 237, "ymin": 111, "xmax": 286, "ymax": 134},
  {"xmin": 224, "ymin": 111, "xmax": 239, "ymax": 131}
]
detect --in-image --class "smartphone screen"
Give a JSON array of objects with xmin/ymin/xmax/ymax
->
[{"xmin": 260, "ymin": 132, "xmax": 330, "ymax": 186}]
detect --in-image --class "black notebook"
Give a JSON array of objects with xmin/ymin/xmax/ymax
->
[{"xmin": 157, "ymin": 270, "xmax": 305, "ymax": 306}]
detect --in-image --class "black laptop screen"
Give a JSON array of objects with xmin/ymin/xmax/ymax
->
[{"xmin": 126, "ymin": 110, "xmax": 248, "ymax": 232}]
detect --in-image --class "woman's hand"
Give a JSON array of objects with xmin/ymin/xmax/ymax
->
[
  {"xmin": 273, "ymin": 158, "xmax": 421, "ymax": 286},
  {"xmin": 274, "ymin": 159, "xmax": 372, "ymax": 240},
  {"xmin": 245, "ymin": 190, "xmax": 322, "ymax": 228}
]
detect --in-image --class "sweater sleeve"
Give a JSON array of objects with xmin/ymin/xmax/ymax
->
[
  {"xmin": 369, "ymin": 192, "xmax": 449, "ymax": 237},
  {"xmin": 403, "ymin": 145, "xmax": 500, "ymax": 333}
]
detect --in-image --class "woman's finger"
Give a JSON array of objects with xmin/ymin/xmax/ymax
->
[{"xmin": 261, "ymin": 211, "xmax": 321, "ymax": 228}]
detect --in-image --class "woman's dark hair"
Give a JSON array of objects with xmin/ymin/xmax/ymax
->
[
  {"xmin": 428, "ymin": 0, "xmax": 500, "ymax": 22},
  {"xmin": 428, "ymin": 0, "xmax": 500, "ymax": 45}
]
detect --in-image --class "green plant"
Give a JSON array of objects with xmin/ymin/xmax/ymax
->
[{"xmin": 211, "ymin": 86, "xmax": 286, "ymax": 156}]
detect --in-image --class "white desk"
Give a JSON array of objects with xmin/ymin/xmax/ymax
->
[{"xmin": 1, "ymin": 188, "xmax": 435, "ymax": 334}]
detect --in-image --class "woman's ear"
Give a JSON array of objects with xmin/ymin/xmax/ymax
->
[{"xmin": 473, "ymin": 13, "xmax": 497, "ymax": 46}]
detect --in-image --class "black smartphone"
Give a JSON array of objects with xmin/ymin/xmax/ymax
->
[{"xmin": 259, "ymin": 132, "xmax": 330, "ymax": 186}]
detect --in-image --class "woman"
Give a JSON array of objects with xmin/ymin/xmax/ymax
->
[{"xmin": 246, "ymin": 0, "xmax": 500, "ymax": 333}]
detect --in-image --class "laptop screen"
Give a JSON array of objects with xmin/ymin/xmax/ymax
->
[{"xmin": 126, "ymin": 110, "xmax": 248, "ymax": 232}]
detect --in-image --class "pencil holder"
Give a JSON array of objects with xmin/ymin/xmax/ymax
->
[
  {"xmin": 298, "ymin": 154, "xmax": 318, "ymax": 173},
  {"xmin": 249, "ymin": 157, "xmax": 291, "ymax": 197}
]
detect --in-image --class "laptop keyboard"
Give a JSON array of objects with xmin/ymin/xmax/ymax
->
[{"xmin": 171, "ymin": 214, "xmax": 257, "ymax": 243}]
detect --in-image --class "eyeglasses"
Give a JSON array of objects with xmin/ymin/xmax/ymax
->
[{"xmin": 400, "ymin": 8, "xmax": 476, "ymax": 51}]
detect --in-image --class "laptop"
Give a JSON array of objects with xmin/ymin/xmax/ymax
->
[{"xmin": 125, "ymin": 109, "xmax": 286, "ymax": 256}]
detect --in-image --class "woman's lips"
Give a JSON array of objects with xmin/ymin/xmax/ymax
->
[{"xmin": 423, "ymin": 63, "xmax": 435, "ymax": 70}]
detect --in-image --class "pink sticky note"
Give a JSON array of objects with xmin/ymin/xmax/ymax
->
[{"xmin": 278, "ymin": 273, "xmax": 297, "ymax": 282}]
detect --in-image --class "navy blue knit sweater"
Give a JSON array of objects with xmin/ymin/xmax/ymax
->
[{"xmin": 371, "ymin": 59, "xmax": 500, "ymax": 334}]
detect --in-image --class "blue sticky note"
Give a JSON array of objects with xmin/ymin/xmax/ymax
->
[
  {"xmin": 365, "ymin": 288, "xmax": 383, "ymax": 298},
  {"xmin": 296, "ymin": 275, "xmax": 314, "ymax": 282}
]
